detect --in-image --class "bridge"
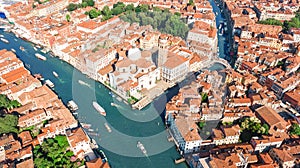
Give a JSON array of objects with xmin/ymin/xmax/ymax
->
[{"xmin": 209, "ymin": 58, "xmax": 232, "ymax": 69}]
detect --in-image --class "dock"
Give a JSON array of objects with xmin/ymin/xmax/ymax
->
[{"xmin": 175, "ymin": 158, "xmax": 185, "ymax": 164}]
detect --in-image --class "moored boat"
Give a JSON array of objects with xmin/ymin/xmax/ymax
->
[
  {"xmin": 35, "ymin": 53, "xmax": 47, "ymax": 61},
  {"xmin": 33, "ymin": 46, "xmax": 37, "ymax": 51},
  {"xmin": 45, "ymin": 79, "xmax": 54, "ymax": 88},
  {"xmin": 11, "ymin": 49, "xmax": 16, "ymax": 53},
  {"xmin": 67, "ymin": 100, "xmax": 78, "ymax": 111},
  {"xmin": 97, "ymin": 149, "xmax": 108, "ymax": 162},
  {"xmin": 93, "ymin": 101, "xmax": 106, "ymax": 116},
  {"xmin": 81, "ymin": 123, "xmax": 91, "ymax": 129}
]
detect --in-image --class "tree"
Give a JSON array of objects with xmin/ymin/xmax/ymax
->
[
  {"xmin": 201, "ymin": 93, "xmax": 208, "ymax": 102},
  {"xmin": 198, "ymin": 121, "xmax": 206, "ymax": 129},
  {"xmin": 125, "ymin": 4, "xmax": 135, "ymax": 11},
  {"xmin": 102, "ymin": 6, "xmax": 112, "ymax": 16},
  {"xmin": 174, "ymin": 12, "xmax": 181, "ymax": 17},
  {"xmin": 67, "ymin": 3, "xmax": 77, "ymax": 11},
  {"xmin": 89, "ymin": 8, "xmax": 99, "ymax": 19},
  {"xmin": 112, "ymin": 7, "xmax": 124, "ymax": 15},
  {"xmin": 0, "ymin": 114, "xmax": 18, "ymax": 134},
  {"xmin": 83, "ymin": 0, "xmax": 94, "ymax": 7},
  {"xmin": 290, "ymin": 124, "xmax": 300, "ymax": 136},
  {"xmin": 66, "ymin": 14, "xmax": 71, "ymax": 22}
]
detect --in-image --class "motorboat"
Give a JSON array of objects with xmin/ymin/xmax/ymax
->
[
  {"xmin": 11, "ymin": 49, "xmax": 16, "ymax": 53},
  {"xmin": 20, "ymin": 46, "xmax": 25, "ymax": 52},
  {"xmin": 0, "ymin": 38, "xmax": 8, "ymax": 43},
  {"xmin": 93, "ymin": 101, "xmax": 106, "ymax": 116},
  {"xmin": 81, "ymin": 123, "xmax": 91, "ymax": 129},
  {"xmin": 104, "ymin": 123, "xmax": 112, "ymax": 133},
  {"xmin": 52, "ymin": 71, "xmax": 59, "ymax": 78},
  {"xmin": 67, "ymin": 100, "xmax": 78, "ymax": 111},
  {"xmin": 35, "ymin": 53, "xmax": 47, "ymax": 61},
  {"xmin": 45, "ymin": 79, "xmax": 54, "ymax": 88},
  {"xmin": 137, "ymin": 141, "xmax": 147, "ymax": 155}
]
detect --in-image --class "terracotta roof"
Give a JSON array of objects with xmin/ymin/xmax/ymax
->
[
  {"xmin": 16, "ymin": 158, "xmax": 34, "ymax": 168},
  {"xmin": 86, "ymin": 158, "xmax": 110, "ymax": 168}
]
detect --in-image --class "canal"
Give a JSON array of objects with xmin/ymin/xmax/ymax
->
[{"xmin": 0, "ymin": 1, "xmax": 228, "ymax": 167}]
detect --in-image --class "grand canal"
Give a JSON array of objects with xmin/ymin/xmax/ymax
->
[{"xmin": 0, "ymin": 0, "xmax": 228, "ymax": 167}]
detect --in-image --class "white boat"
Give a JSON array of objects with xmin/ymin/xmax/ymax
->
[
  {"xmin": 104, "ymin": 123, "xmax": 112, "ymax": 133},
  {"xmin": 45, "ymin": 79, "xmax": 54, "ymax": 88},
  {"xmin": 20, "ymin": 46, "xmax": 25, "ymax": 52},
  {"xmin": 67, "ymin": 100, "xmax": 78, "ymax": 111},
  {"xmin": 0, "ymin": 38, "xmax": 9, "ymax": 43},
  {"xmin": 111, "ymin": 102, "xmax": 116, "ymax": 107},
  {"xmin": 52, "ymin": 71, "xmax": 59, "ymax": 78},
  {"xmin": 11, "ymin": 49, "xmax": 16, "ymax": 53},
  {"xmin": 137, "ymin": 141, "xmax": 147, "ymax": 155},
  {"xmin": 78, "ymin": 80, "xmax": 90, "ymax": 87},
  {"xmin": 41, "ymin": 48, "xmax": 47, "ymax": 54},
  {"xmin": 81, "ymin": 123, "xmax": 92, "ymax": 129},
  {"xmin": 0, "ymin": 35, "xmax": 3, "ymax": 38},
  {"xmin": 35, "ymin": 53, "xmax": 47, "ymax": 61},
  {"xmin": 33, "ymin": 46, "xmax": 37, "ymax": 51},
  {"xmin": 93, "ymin": 101, "xmax": 106, "ymax": 116}
]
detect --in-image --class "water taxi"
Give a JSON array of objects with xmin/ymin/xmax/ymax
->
[
  {"xmin": 0, "ymin": 38, "xmax": 9, "ymax": 43},
  {"xmin": 67, "ymin": 100, "xmax": 78, "ymax": 111},
  {"xmin": 35, "ymin": 53, "xmax": 47, "ymax": 61},
  {"xmin": 93, "ymin": 101, "xmax": 106, "ymax": 116},
  {"xmin": 137, "ymin": 141, "xmax": 147, "ymax": 155},
  {"xmin": 104, "ymin": 123, "xmax": 112, "ymax": 133},
  {"xmin": 52, "ymin": 71, "xmax": 59, "ymax": 78},
  {"xmin": 45, "ymin": 79, "xmax": 54, "ymax": 88}
]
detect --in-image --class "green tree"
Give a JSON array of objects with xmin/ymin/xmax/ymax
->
[
  {"xmin": 125, "ymin": 4, "xmax": 135, "ymax": 11},
  {"xmin": 83, "ymin": 0, "xmax": 94, "ymax": 7},
  {"xmin": 102, "ymin": 5, "xmax": 112, "ymax": 16},
  {"xmin": 258, "ymin": 18, "xmax": 283, "ymax": 26},
  {"xmin": 67, "ymin": 3, "xmax": 77, "ymax": 11},
  {"xmin": 66, "ymin": 14, "xmax": 71, "ymax": 22},
  {"xmin": 112, "ymin": 7, "xmax": 124, "ymax": 15},
  {"xmin": 0, "ymin": 114, "xmax": 18, "ymax": 134},
  {"xmin": 89, "ymin": 8, "xmax": 99, "ymax": 19},
  {"xmin": 198, "ymin": 121, "xmax": 206, "ymax": 129},
  {"xmin": 290, "ymin": 124, "xmax": 300, "ymax": 136},
  {"xmin": 81, "ymin": 1, "xmax": 88, "ymax": 8},
  {"xmin": 201, "ymin": 93, "xmax": 208, "ymax": 102}
]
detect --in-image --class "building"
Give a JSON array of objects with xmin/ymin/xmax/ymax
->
[
  {"xmin": 269, "ymin": 148, "xmax": 295, "ymax": 168},
  {"xmin": 18, "ymin": 109, "xmax": 51, "ymax": 128},
  {"xmin": 212, "ymin": 125, "xmax": 240, "ymax": 146}
]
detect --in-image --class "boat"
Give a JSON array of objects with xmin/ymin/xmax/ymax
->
[
  {"xmin": 41, "ymin": 48, "xmax": 47, "ymax": 54},
  {"xmin": 93, "ymin": 101, "xmax": 106, "ymax": 116},
  {"xmin": 33, "ymin": 46, "xmax": 37, "ymax": 51},
  {"xmin": 52, "ymin": 71, "xmax": 59, "ymax": 78},
  {"xmin": 36, "ymin": 45, "xmax": 41, "ymax": 49},
  {"xmin": 0, "ymin": 38, "xmax": 9, "ymax": 43},
  {"xmin": 78, "ymin": 80, "xmax": 90, "ymax": 87},
  {"xmin": 111, "ymin": 102, "xmax": 116, "ymax": 107},
  {"xmin": 67, "ymin": 100, "xmax": 78, "ymax": 111},
  {"xmin": 35, "ymin": 53, "xmax": 47, "ymax": 60},
  {"xmin": 0, "ymin": 34, "xmax": 3, "ymax": 38},
  {"xmin": 14, "ymin": 38, "xmax": 17, "ymax": 41},
  {"xmin": 98, "ymin": 149, "xmax": 108, "ymax": 162},
  {"xmin": 11, "ymin": 49, "xmax": 16, "ymax": 53},
  {"xmin": 45, "ymin": 79, "xmax": 54, "ymax": 88},
  {"xmin": 104, "ymin": 123, "xmax": 112, "ymax": 133},
  {"xmin": 20, "ymin": 46, "xmax": 25, "ymax": 51},
  {"xmin": 88, "ymin": 129, "xmax": 94, "ymax": 132},
  {"xmin": 81, "ymin": 123, "xmax": 91, "ymax": 129},
  {"xmin": 137, "ymin": 141, "xmax": 147, "ymax": 155},
  {"xmin": 91, "ymin": 139, "xmax": 99, "ymax": 149}
]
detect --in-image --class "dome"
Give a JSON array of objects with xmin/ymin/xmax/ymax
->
[{"xmin": 127, "ymin": 47, "xmax": 141, "ymax": 61}]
